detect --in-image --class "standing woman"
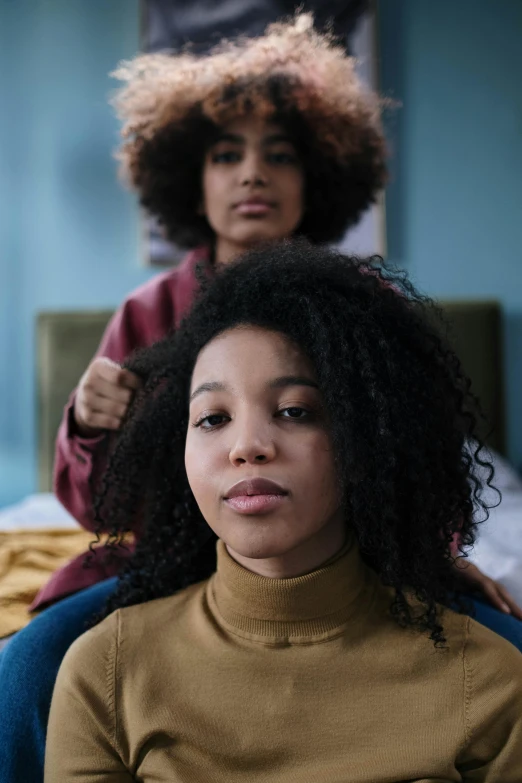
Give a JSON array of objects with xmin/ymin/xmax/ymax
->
[{"xmin": 44, "ymin": 12, "xmax": 388, "ymax": 605}]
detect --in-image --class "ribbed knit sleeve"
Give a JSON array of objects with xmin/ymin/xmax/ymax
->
[
  {"xmin": 44, "ymin": 611, "xmax": 132, "ymax": 782},
  {"xmin": 457, "ymin": 616, "xmax": 522, "ymax": 780}
]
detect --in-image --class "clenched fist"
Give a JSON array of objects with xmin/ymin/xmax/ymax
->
[{"xmin": 73, "ymin": 357, "xmax": 142, "ymax": 437}]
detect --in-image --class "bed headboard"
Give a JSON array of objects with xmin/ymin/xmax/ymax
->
[
  {"xmin": 439, "ymin": 300, "xmax": 505, "ymax": 454},
  {"xmin": 36, "ymin": 300, "xmax": 505, "ymax": 491},
  {"xmin": 37, "ymin": 311, "xmax": 114, "ymax": 492}
]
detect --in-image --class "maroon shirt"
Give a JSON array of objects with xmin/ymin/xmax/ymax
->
[{"xmin": 32, "ymin": 248, "xmax": 209, "ymax": 610}]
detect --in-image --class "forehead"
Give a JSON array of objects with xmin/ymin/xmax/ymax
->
[
  {"xmin": 213, "ymin": 115, "xmax": 289, "ymax": 141},
  {"xmin": 190, "ymin": 327, "xmax": 314, "ymax": 391}
]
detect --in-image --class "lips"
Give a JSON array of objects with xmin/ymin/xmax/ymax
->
[
  {"xmin": 225, "ymin": 478, "xmax": 287, "ymax": 499},
  {"xmin": 233, "ymin": 198, "xmax": 276, "ymax": 216},
  {"xmin": 224, "ymin": 478, "xmax": 288, "ymax": 515}
]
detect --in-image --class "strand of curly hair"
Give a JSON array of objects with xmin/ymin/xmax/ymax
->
[{"xmin": 90, "ymin": 239, "xmax": 497, "ymax": 647}]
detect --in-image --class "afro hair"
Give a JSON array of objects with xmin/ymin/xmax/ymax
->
[{"xmin": 111, "ymin": 13, "xmax": 388, "ymax": 247}]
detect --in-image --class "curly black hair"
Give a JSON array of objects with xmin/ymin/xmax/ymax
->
[
  {"xmin": 92, "ymin": 239, "xmax": 495, "ymax": 646},
  {"xmin": 132, "ymin": 76, "xmax": 386, "ymax": 248}
]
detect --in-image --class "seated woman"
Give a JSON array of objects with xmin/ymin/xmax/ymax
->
[{"xmin": 45, "ymin": 241, "xmax": 522, "ymax": 781}]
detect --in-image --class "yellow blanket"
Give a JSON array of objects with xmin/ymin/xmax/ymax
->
[{"xmin": 0, "ymin": 528, "xmax": 93, "ymax": 638}]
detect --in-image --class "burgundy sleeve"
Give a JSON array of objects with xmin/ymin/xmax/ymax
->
[
  {"xmin": 53, "ymin": 304, "xmax": 145, "ymax": 532},
  {"xmin": 52, "ymin": 258, "xmax": 196, "ymax": 532}
]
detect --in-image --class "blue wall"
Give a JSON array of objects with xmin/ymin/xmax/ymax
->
[
  {"xmin": 0, "ymin": 0, "xmax": 521, "ymax": 507},
  {"xmin": 0, "ymin": 0, "xmax": 150, "ymax": 507},
  {"xmin": 379, "ymin": 0, "xmax": 522, "ymax": 469}
]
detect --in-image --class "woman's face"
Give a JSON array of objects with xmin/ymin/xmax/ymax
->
[
  {"xmin": 185, "ymin": 326, "xmax": 345, "ymax": 577},
  {"xmin": 202, "ymin": 116, "xmax": 305, "ymax": 266}
]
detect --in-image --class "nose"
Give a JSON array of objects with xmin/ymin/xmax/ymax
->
[
  {"xmin": 229, "ymin": 416, "xmax": 276, "ymax": 466},
  {"xmin": 240, "ymin": 151, "xmax": 268, "ymax": 187}
]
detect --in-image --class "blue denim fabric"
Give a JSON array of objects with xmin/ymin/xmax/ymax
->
[
  {"xmin": 0, "ymin": 577, "xmax": 117, "ymax": 783},
  {"xmin": 470, "ymin": 597, "xmax": 522, "ymax": 651},
  {"xmin": 0, "ymin": 581, "xmax": 520, "ymax": 783}
]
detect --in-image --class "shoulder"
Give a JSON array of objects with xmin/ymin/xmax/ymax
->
[
  {"xmin": 57, "ymin": 610, "xmax": 120, "ymax": 694},
  {"xmin": 434, "ymin": 605, "xmax": 522, "ymax": 682},
  {"xmin": 116, "ymin": 580, "xmax": 210, "ymax": 665},
  {"xmin": 117, "ymin": 580, "xmax": 206, "ymax": 635},
  {"xmin": 456, "ymin": 616, "xmax": 522, "ymax": 767},
  {"xmin": 59, "ymin": 581, "xmax": 208, "ymax": 686},
  {"xmin": 120, "ymin": 268, "xmax": 181, "ymax": 314},
  {"xmin": 96, "ymin": 268, "xmax": 183, "ymax": 359},
  {"xmin": 464, "ymin": 614, "xmax": 522, "ymax": 693},
  {"xmin": 123, "ymin": 247, "xmax": 208, "ymax": 308},
  {"xmin": 97, "ymin": 248, "xmax": 210, "ymax": 360},
  {"xmin": 118, "ymin": 247, "xmax": 209, "ymax": 337}
]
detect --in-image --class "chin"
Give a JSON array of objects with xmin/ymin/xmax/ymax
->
[
  {"xmin": 235, "ymin": 225, "xmax": 289, "ymax": 247},
  {"xmin": 224, "ymin": 527, "xmax": 302, "ymax": 561}
]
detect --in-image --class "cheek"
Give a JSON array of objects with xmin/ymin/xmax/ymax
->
[
  {"xmin": 185, "ymin": 435, "xmax": 209, "ymax": 500},
  {"xmin": 291, "ymin": 431, "xmax": 336, "ymax": 492},
  {"xmin": 203, "ymin": 170, "xmax": 229, "ymax": 211},
  {"xmin": 310, "ymin": 441, "xmax": 339, "ymax": 511},
  {"xmin": 281, "ymin": 172, "xmax": 305, "ymax": 218},
  {"xmin": 185, "ymin": 432, "xmax": 225, "ymax": 514}
]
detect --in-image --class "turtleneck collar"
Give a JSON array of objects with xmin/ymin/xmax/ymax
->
[{"xmin": 207, "ymin": 535, "xmax": 377, "ymax": 644}]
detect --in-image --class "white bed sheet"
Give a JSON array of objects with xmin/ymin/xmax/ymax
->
[
  {"xmin": 466, "ymin": 448, "xmax": 522, "ymax": 602},
  {"xmin": 0, "ymin": 493, "xmax": 78, "ymax": 531},
  {"xmin": 469, "ymin": 490, "xmax": 522, "ymax": 604}
]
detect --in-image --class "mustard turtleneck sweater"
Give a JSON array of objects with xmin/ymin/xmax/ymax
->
[{"xmin": 45, "ymin": 539, "xmax": 522, "ymax": 782}]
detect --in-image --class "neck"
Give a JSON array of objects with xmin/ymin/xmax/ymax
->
[
  {"xmin": 209, "ymin": 532, "xmax": 375, "ymax": 641},
  {"xmin": 226, "ymin": 513, "xmax": 347, "ymax": 579},
  {"xmin": 214, "ymin": 237, "xmax": 251, "ymax": 267}
]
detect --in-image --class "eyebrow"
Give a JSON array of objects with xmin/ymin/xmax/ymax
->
[
  {"xmin": 211, "ymin": 133, "xmax": 294, "ymax": 147},
  {"xmin": 189, "ymin": 376, "xmax": 318, "ymax": 402},
  {"xmin": 189, "ymin": 381, "xmax": 227, "ymax": 402},
  {"xmin": 269, "ymin": 376, "xmax": 318, "ymax": 390}
]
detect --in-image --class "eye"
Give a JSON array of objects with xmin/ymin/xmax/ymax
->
[
  {"xmin": 279, "ymin": 406, "xmax": 310, "ymax": 420},
  {"xmin": 267, "ymin": 151, "xmax": 298, "ymax": 165},
  {"xmin": 211, "ymin": 150, "xmax": 241, "ymax": 164},
  {"xmin": 194, "ymin": 413, "xmax": 229, "ymax": 430}
]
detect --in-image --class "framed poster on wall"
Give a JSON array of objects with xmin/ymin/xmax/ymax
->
[{"xmin": 139, "ymin": 0, "xmax": 385, "ymax": 266}]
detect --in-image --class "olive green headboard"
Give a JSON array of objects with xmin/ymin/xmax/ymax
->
[
  {"xmin": 36, "ymin": 300, "xmax": 505, "ymax": 492},
  {"xmin": 437, "ymin": 300, "xmax": 504, "ymax": 455},
  {"xmin": 37, "ymin": 311, "xmax": 113, "ymax": 491}
]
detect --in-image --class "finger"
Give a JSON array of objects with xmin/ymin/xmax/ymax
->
[
  {"xmin": 483, "ymin": 582, "xmax": 511, "ymax": 614},
  {"xmin": 83, "ymin": 376, "xmax": 133, "ymax": 406},
  {"xmin": 496, "ymin": 584, "xmax": 522, "ymax": 620},
  {"xmin": 79, "ymin": 411, "xmax": 123, "ymax": 431},
  {"xmin": 80, "ymin": 393, "xmax": 129, "ymax": 421},
  {"xmin": 96, "ymin": 361, "xmax": 142, "ymax": 391},
  {"xmin": 453, "ymin": 557, "xmax": 478, "ymax": 576},
  {"xmin": 117, "ymin": 370, "xmax": 142, "ymax": 391}
]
